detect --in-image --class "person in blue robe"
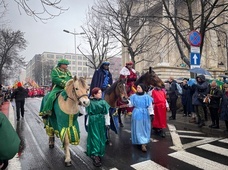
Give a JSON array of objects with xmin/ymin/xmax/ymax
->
[{"xmin": 128, "ymin": 83, "xmax": 154, "ymax": 152}]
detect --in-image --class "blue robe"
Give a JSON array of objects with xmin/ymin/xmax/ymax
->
[
  {"xmin": 130, "ymin": 94, "xmax": 153, "ymax": 145},
  {"xmin": 89, "ymin": 64, "xmax": 113, "ymax": 97}
]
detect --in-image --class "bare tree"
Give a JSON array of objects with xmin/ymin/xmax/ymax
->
[
  {"xmin": 0, "ymin": 29, "xmax": 27, "ymax": 84},
  {"xmin": 0, "ymin": 0, "xmax": 68, "ymax": 22},
  {"xmin": 157, "ymin": 0, "xmax": 228, "ymax": 67},
  {"xmin": 78, "ymin": 7, "xmax": 120, "ymax": 70},
  {"xmin": 92, "ymin": 0, "xmax": 156, "ymax": 65}
]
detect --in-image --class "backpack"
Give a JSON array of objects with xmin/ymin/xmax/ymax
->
[{"xmin": 175, "ymin": 83, "xmax": 183, "ymax": 95}]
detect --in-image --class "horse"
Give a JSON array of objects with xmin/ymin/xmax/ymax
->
[
  {"xmin": 135, "ymin": 67, "xmax": 164, "ymax": 91},
  {"xmin": 104, "ymin": 78, "xmax": 128, "ymax": 144},
  {"xmin": 40, "ymin": 76, "xmax": 90, "ymax": 167}
]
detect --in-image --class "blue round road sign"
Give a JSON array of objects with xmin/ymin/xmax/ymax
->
[{"xmin": 188, "ymin": 30, "xmax": 201, "ymax": 46}]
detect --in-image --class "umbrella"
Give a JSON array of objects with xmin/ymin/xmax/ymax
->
[
  {"xmin": 189, "ymin": 68, "xmax": 212, "ymax": 76},
  {"xmin": 208, "ymin": 79, "xmax": 224, "ymax": 86}
]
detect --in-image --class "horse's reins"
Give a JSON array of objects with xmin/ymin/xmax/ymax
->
[{"xmin": 66, "ymin": 87, "xmax": 88, "ymax": 105}]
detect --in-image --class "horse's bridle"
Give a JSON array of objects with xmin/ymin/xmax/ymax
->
[{"xmin": 67, "ymin": 87, "xmax": 88, "ymax": 104}]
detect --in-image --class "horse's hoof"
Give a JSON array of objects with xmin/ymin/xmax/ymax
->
[
  {"xmin": 49, "ymin": 144, "xmax": 54, "ymax": 149},
  {"xmin": 65, "ymin": 161, "xmax": 72, "ymax": 167}
]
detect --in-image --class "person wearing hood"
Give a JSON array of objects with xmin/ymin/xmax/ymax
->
[
  {"xmin": 192, "ymin": 74, "xmax": 209, "ymax": 127},
  {"xmin": 89, "ymin": 61, "xmax": 113, "ymax": 98},
  {"xmin": 11, "ymin": 82, "xmax": 28, "ymax": 121}
]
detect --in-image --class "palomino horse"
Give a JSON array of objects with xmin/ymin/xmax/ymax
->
[
  {"xmin": 104, "ymin": 78, "xmax": 128, "ymax": 144},
  {"xmin": 135, "ymin": 67, "xmax": 164, "ymax": 90},
  {"xmin": 41, "ymin": 76, "xmax": 90, "ymax": 167}
]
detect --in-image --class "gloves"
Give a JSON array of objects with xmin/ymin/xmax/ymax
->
[{"xmin": 150, "ymin": 115, "xmax": 154, "ymax": 121}]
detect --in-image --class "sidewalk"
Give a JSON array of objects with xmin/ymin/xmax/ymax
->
[{"xmin": 168, "ymin": 110, "xmax": 228, "ymax": 137}]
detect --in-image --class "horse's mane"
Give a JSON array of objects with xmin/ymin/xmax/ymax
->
[
  {"xmin": 65, "ymin": 77, "xmax": 87, "ymax": 88},
  {"xmin": 135, "ymin": 72, "xmax": 148, "ymax": 86},
  {"xmin": 105, "ymin": 81, "xmax": 118, "ymax": 95}
]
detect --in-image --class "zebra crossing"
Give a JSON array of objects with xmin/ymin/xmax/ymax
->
[
  {"xmin": 167, "ymin": 124, "xmax": 228, "ymax": 170},
  {"xmin": 113, "ymin": 124, "xmax": 228, "ymax": 170}
]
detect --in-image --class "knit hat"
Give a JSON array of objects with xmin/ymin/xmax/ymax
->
[
  {"xmin": 17, "ymin": 82, "xmax": 22, "ymax": 87},
  {"xmin": 91, "ymin": 87, "xmax": 101, "ymax": 96},
  {"xmin": 58, "ymin": 59, "xmax": 70, "ymax": 66}
]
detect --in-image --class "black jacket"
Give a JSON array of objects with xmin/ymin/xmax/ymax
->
[
  {"xmin": 208, "ymin": 86, "xmax": 222, "ymax": 108},
  {"xmin": 11, "ymin": 87, "xmax": 27, "ymax": 101}
]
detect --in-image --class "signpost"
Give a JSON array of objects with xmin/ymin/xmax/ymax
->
[{"xmin": 188, "ymin": 31, "xmax": 202, "ymax": 68}]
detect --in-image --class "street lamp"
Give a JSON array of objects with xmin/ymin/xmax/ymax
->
[{"xmin": 63, "ymin": 29, "xmax": 85, "ymax": 55}]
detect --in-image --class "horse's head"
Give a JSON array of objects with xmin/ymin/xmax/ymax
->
[
  {"xmin": 115, "ymin": 78, "xmax": 128, "ymax": 103},
  {"xmin": 135, "ymin": 67, "xmax": 164, "ymax": 90},
  {"xmin": 67, "ymin": 76, "xmax": 90, "ymax": 107},
  {"xmin": 104, "ymin": 78, "xmax": 128, "ymax": 106}
]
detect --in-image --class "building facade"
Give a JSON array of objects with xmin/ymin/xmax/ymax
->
[
  {"xmin": 26, "ymin": 52, "xmax": 122, "ymax": 86},
  {"xmin": 122, "ymin": 0, "xmax": 228, "ymax": 80}
]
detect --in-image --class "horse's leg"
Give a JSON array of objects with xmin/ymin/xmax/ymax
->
[
  {"xmin": 49, "ymin": 131, "xmax": 55, "ymax": 149},
  {"xmin": 64, "ymin": 133, "xmax": 72, "ymax": 167},
  {"xmin": 118, "ymin": 108, "xmax": 124, "ymax": 127}
]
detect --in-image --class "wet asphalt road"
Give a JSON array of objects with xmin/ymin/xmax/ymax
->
[{"xmin": 12, "ymin": 98, "xmax": 228, "ymax": 170}]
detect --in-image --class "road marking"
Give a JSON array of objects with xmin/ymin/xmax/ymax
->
[
  {"xmin": 169, "ymin": 151, "xmax": 227, "ymax": 170},
  {"xmin": 167, "ymin": 124, "xmax": 183, "ymax": 151},
  {"xmin": 176, "ymin": 130, "xmax": 204, "ymax": 134},
  {"xmin": 123, "ymin": 129, "xmax": 131, "ymax": 133},
  {"xmin": 179, "ymin": 135, "xmax": 208, "ymax": 139},
  {"xmin": 219, "ymin": 138, "xmax": 228, "ymax": 144},
  {"xmin": 131, "ymin": 160, "xmax": 168, "ymax": 170},
  {"xmin": 197, "ymin": 144, "xmax": 228, "ymax": 157}
]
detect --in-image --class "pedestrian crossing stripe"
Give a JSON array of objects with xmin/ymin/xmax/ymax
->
[
  {"xmin": 219, "ymin": 138, "xmax": 228, "ymax": 144},
  {"xmin": 168, "ymin": 151, "xmax": 227, "ymax": 170},
  {"xmin": 197, "ymin": 144, "xmax": 228, "ymax": 157},
  {"xmin": 131, "ymin": 160, "xmax": 168, "ymax": 170}
]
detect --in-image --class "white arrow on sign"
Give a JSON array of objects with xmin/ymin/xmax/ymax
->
[{"xmin": 193, "ymin": 54, "xmax": 198, "ymax": 64}]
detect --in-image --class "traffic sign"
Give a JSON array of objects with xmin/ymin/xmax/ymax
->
[
  {"xmin": 188, "ymin": 30, "xmax": 202, "ymax": 47},
  {"xmin": 190, "ymin": 46, "xmax": 200, "ymax": 53},
  {"xmin": 190, "ymin": 52, "xmax": 201, "ymax": 68}
]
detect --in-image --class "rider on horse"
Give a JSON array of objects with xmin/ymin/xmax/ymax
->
[
  {"xmin": 118, "ymin": 61, "xmax": 137, "ymax": 116},
  {"xmin": 89, "ymin": 61, "xmax": 113, "ymax": 99},
  {"xmin": 39, "ymin": 59, "xmax": 72, "ymax": 117}
]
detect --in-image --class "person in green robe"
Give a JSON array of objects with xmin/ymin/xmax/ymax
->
[
  {"xmin": 0, "ymin": 112, "xmax": 20, "ymax": 170},
  {"xmin": 39, "ymin": 59, "xmax": 72, "ymax": 116},
  {"xmin": 85, "ymin": 87, "xmax": 110, "ymax": 167}
]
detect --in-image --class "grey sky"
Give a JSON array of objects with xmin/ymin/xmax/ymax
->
[{"xmin": 3, "ymin": 0, "xmax": 95, "ymax": 62}]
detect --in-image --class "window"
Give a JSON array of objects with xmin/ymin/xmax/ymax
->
[
  {"xmin": 78, "ymin": 56, "xmax": 82, "ymax": 60},
  {"xmin": 65, "ymin": 55, "xmax": 71, "ymax": 59},
  {"xmin": 56, "ymin": 55, "xmax": 63, "ymax": 59},
  {"xmin": 72, "ymin": 61, "xmax": 76, "ymax": 65},
  {"xmin": 78, "ymin": 67, "xmax": 82, "ymax": 71},
  {"xmin": 78, "ymin": 61, "xmax": 82, "ymax": 66},
  {"xmin": 47, "ymin": 54, "xmax": 54, "ymax": 59}
]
